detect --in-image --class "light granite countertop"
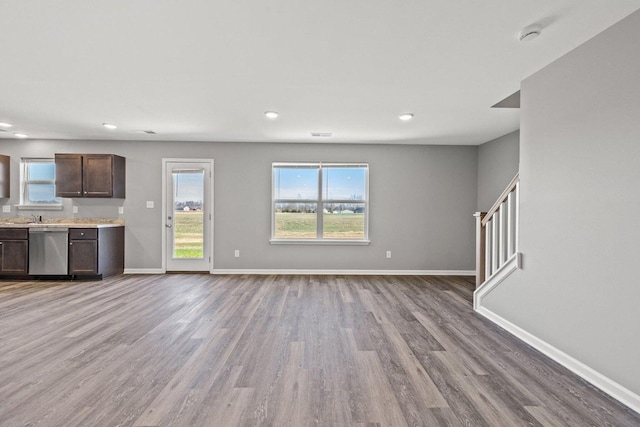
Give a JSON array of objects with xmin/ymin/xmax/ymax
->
[{"xmin": 0, "ymin": 218, "xmax": 124, "ymax": 229}]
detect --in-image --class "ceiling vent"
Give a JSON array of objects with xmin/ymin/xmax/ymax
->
[
  {"xmin": 133, "ymin": 130, "xmax": 157, "ymax": 134},
  {"xmin": 311, "ymin": 132, "xmax": 333, "ymax": 137}
]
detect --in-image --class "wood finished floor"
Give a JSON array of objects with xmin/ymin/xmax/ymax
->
[{"xmin": 0, "ymin": 274, "xmax": 638, "ymax": 427}]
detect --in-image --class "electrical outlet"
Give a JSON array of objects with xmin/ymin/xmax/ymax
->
[
  {"xmin": 386, "ymin": 251, "xmax": 392, "ymax": 259},
  {"xmin": 72, "ymin": 206, "xmax": 79, "ymax": 214},
  {"xmin": 234, "ymin": 250, "xmax": 240, "ymax": 258},
  {"xmin": 118, "ymin": 206, "xmax": 124, "ymax": 214},
  {"xmin": 146, "ymin": 201, "xmax": 154, "ymax": 209},
  {"xmin": 2, "ymin": 205, "xmax": 10, "ymax": 213}
]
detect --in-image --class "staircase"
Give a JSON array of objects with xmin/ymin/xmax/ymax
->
[{"xmin": 473, "ymin": 173, "xmax": 521, "ymax": 309}]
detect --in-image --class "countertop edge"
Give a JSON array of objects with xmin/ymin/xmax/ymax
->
[{"xmin": 0, "ymin": 224, "xmax": 124, "ymax": 229}]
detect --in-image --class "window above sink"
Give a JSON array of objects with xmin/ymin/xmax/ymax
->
[{"xmin": 18, "ymin": 158, "xmax": 63, "ymax": 210}]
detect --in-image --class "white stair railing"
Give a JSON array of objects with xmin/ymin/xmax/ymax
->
[{"xmin": 474, "ymin": 174, "xmax": 520, "ymax": 288}]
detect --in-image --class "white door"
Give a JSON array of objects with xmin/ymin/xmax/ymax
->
[{"xmin": 164, "ymin": 160, "xmax": 213, "ymax": 272}]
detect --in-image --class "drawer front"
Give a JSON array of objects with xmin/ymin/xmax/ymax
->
[
  {"xmin": 69, "ymin": 228, "xmax": 98, "ymax": 240},
  {"xmin": 0, "ymin": 228, "xmax": 28, "ymax": 240}
]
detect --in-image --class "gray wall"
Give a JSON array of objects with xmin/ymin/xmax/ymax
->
[
  {"xmin": 477, "ymin": 131, "xmax": 519, "ymax": 212},
  {"xmin": 0, "ymin": 140, "xmax": 478, "ymax": 272},
  {"xmin": 483, "ymin": 10, "xmax": 640, "ymax": 395}
]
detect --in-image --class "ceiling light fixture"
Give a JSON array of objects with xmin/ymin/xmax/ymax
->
[
  {"xmin": 14, "ymin": 133, "xmax": 28, "ymax": 138},
  {"xmin": 399, "ymin": 113, "xmax": 414, "ymax": 121},
  {"xmin": 102, "ymin": 123, "xmax": 117, "ymax": 130},
  {"xmin": 518, "ymin": 25, "xmax": 542, "ymax": 42},
  {"xmin": 264, "ymin": 111, "xmax": 279, "ymax": 119},
  {"xmin": 0, "ymin": 122, "xmax": 13, "ymax": 128}
]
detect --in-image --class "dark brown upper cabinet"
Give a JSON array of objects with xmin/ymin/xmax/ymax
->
[
  {"xmin": 0, "ymin": 155, "xmax": 9, "ymax": 198},
  {"xmin": 55, "ymin": 154, "xmax": 126, "ymax": 198}
]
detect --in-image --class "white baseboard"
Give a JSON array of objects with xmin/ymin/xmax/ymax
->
[
  {"xmin": 476, "ymin": 306, "xmax": 640, "ymax": 415},
  {"xmin": 124, "ymin": 268, "xmax": 475, "ymax": 276},
  {"xmin": 124, "ymin": 268, "xmax": 165, "ymax": 275},
  {"xmin": 210, "ymin": 269, "xmax": 475, "ymax": 276},
  {"xmin": 473, "ymin": 252, "xmax": 520, "ymax": 310}
]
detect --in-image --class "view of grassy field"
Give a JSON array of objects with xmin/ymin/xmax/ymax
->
[
  {"xmin": 275, "ymin": 212, "xmax": 365, "ymax": 239},
  {"xmin": 173, "ymin": 211, "xmax": 364, "ymax": 257},
  {"xmin": 173, "ymin": 211, "xmax": 204, "ymax": 258}
]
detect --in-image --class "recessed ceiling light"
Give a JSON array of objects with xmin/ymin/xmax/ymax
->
[
  {"xmin": 265, "ymin": 111, "xmax": 279, "ymax": 119},
  {"xmin": 0, "ymin": 122, "xmax": 13, "ymax": 128},
  {"xmin": 399, "ymin": 113, "xmax": 414, "ymax": 121},
  {"xmin": 102, "ymin": 123, "xmax": 117, "ymax": 130},
  {"xmin": 14, "ymin": 133, "xmax": 28, "ymax": 138},
  {"xmin": 518, "ymin": 25, "xmax": 541, "ymax": 42}
]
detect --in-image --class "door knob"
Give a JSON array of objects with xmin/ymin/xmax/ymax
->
[{"xmin": 166, "ymin": 223, "xmax": 172, "ymax": 228}]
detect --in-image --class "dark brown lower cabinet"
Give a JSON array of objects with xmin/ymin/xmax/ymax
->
[
  {"xmin": 0, "ymin": 228, "xmax": 29, "ymax": 275},
  {"xmin": 69, "ymin": 227, "xmax": 124, "ymax": 278}
]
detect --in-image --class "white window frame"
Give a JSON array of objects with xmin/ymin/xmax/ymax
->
[
  {"xmin": 19, "ymin": 158, "xmax": 63, "ymax": 210},
  {"xmin": 271, "ymin": 162, "xmax": 370, "ymax": 245}
]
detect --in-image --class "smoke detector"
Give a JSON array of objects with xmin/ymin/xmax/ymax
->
[{"xmin": 518, "ymin": 25, "xmax": 541, "ymax": 42}]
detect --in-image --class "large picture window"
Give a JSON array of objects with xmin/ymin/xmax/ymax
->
[{"xmin": 272, "ymin": 162, "xmax": 369, "ymax": 243}]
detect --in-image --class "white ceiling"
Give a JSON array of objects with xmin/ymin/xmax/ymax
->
[{"xmin": 1, "ymin": 1, "xmax": 638, "ymax": 145}]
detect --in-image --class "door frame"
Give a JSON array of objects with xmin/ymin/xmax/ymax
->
[{"xmin": 161, "ymin": 158, "xmax": 214, "ymax": 273}]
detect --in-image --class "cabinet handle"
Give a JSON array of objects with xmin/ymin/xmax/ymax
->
[
  {"xmin": 80, "ymin": 232, "xmax": 85, "ymax": 236},
  {"xmin": 69, "ymin": 242, "xmax": 73, "ymax": 246},
  {"xmin": 77, "ymin": 191, "xmax": 81, "ymax": 194}
]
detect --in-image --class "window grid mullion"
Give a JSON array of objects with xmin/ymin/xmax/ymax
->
[
  {"xmin": 317, "ymin": 166, "xmax": 323, "ymax": 239},
  {"xmin": 25, "ymin": 180, "xmax": 55, "ymax": 185},
  {"xmin": 273, "ymin": 199, "xmax": 318, "ymax": 204}
]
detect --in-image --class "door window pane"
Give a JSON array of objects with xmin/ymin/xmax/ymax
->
[{"xmin": 172, "ymin": 170, "xmax": 204, "ymax": 259}]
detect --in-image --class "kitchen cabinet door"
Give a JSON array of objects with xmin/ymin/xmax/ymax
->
[
  {"xmin": 0, "ymin": 229, "xmax": 29, "ymax": 275},
  {"xmin": 69, "ymin": 239, "xmax": 98, "ymax": 275},
  {"xmin": 0, "ymin": 155, "xmax": 9, "ymax": 198},
  {"xmin": 83, "ymin": 155, "xmax": 126, "ymax": 198},
  {"xmin": 55, "ymin": 154, "xmax": 83, "ymax": 197}
]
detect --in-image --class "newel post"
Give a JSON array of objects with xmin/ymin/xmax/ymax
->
[{"xmin": 474, "ymin": 212, "xmax": 487, "ymax": 288}]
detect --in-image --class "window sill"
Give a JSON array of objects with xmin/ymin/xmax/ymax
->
[
  {"xmin": 270, "ymin": 239, "xmax": 371, "ymax": 246},
  {"xmin": 16, "ymin": 205, "xmax": 64, "ymax": 211}
]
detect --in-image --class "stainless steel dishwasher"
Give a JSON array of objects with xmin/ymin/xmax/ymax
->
[{"xmin": 29, "ymin": 228, "xmax": 69, "ymax": 275}]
